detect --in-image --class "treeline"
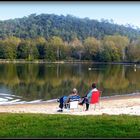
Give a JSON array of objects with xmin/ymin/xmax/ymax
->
[
  {"xmin": 0, "ymin": 35, "xmax": 140, "ymax": 62},
  {"xmin": 0, "ymin": 13, "xmax": 140, "ymax": 62}
]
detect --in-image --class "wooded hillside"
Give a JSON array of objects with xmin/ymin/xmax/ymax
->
[{"xmin": 0, "ymin": 13, "xmax": 140, "ymax": 41}]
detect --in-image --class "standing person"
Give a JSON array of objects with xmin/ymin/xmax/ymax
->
[
  {"xmin": 79, "ymin": 83, "xmax": 99, "ymax": 111},
  {"xmin": 57, "ymin": 88, "xmax": 80, "ymax": 112}
]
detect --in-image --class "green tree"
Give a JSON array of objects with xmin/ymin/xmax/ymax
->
[
  {"xmin": 3, "ymin": 36, "xmax": 21, "ymax": 59},
  {"xmin": 83, "ymin": 37, "xmax": 100, "ymax": 60},
  {"xmin": 34, "ymin": 37, "xmax": 47, "ymax": 59},
  {"xmin": 0, "ymin": 40, "xmax": 7, "ymax": 59},
  {"xmin": 100, "ymin": 39, "xmax": 120, "ymax": 62},
  {"xmin": 126, "ymin": 39, "xmax": 140, "ymax": 62},
  {"xmin": 17, "ymin": 40, "xmax": 29, "ymax": 59},
  {"xmin": 49, "ymin": 36, "xmax": 65, "ymax": 60},
  {"xmin": 44, "ymin": 43, "xmax": 56, "ymax": 61},
  {"xmin": 69, "ymin": 38, "xmax": 84, "ymax": 60},
  {"xmin": 103, "ymin": 35, "xmax": 129, "ymax": 61},
  {"xmin": 26, "ymin": 39, "xmax": 39, "ymax": 60}
]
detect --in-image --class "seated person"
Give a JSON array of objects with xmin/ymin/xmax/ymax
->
[
  {"xmin": 78, "ymin": 83, "xmax": 99, "ymax": 111},
  {"xmin": 65, "ymin": 88, "xmax": 81, "ymax": 109},
  {"xmin": 57, "ymin": 88, "xmax": 80, "ymax": 112}
]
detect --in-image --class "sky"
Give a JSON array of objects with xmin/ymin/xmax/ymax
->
[{"xmin": 0, "ymin": 1, "xmax": 140, "ymax": 28}]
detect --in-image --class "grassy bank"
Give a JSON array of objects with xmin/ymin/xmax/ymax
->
[{"xmin": 0, "ymin": 113, "xmax": 140, "ymax": 138}]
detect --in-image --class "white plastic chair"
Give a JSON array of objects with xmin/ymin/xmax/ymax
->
[
  {"xmin": 66, "ymin": 101, "xmax": 79, "ymax": 112},
  {"xmin": 70, "ymin": 101, "xmax": 79, "ymax": 109}
]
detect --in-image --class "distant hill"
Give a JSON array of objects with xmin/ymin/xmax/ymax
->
[{"xmin": 0, "ymin": 13, "xmax": 140, "ymax": 41}]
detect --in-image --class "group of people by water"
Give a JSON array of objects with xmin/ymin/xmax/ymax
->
[{"xmin": 57, "ymin": 82, "xmax": 99, "ymax": 112}]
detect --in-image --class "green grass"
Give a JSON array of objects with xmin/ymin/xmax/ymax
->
[{"xmin": 0, "ymin": 113, "xmax": 140, "ymax": 138}]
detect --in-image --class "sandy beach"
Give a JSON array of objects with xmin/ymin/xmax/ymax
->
[{"xmin": 0, "ymin": 93, "xmax": 140, "ymax": 116}]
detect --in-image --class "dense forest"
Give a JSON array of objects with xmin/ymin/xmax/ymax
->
[{"xmin": 0, "ymin": 13, "xmax": 140, "ymax": 62}]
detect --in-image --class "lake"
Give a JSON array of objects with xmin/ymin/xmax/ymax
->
[{"xmin": 0, "ymin": 62, "xmax": 140, "ymax": 104}]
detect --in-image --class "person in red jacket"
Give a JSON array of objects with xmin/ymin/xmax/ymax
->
[{"xmin": 79, "ymin": 83, "xmax": 98, "ymax": 111}]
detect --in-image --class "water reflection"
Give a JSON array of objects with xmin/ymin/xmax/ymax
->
[{"xmin": 0, "ymin": 63, "xmax": 139, "ymax": 104}]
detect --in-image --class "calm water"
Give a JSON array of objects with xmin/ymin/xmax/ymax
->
[{"xmin": 0, "ymin": 62, "xmax": 140, "ymax": 104}]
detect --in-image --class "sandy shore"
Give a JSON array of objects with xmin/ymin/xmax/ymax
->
[{"xmin": 0, "ymin": 93, "xmax": 140, "ymax": 115}]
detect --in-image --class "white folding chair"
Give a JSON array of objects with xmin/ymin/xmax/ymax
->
[
  {"xmin": 70, "ymin": 101, "xmax": 78, "ymax": 109},
  {"xmin": 67, "ymin": 101, "xmax": 79, "ymax": 112}
]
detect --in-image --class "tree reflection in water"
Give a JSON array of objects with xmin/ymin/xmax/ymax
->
[{"xmin": 0, "ymin": 63, "xmax": 139, "ymax": 103}]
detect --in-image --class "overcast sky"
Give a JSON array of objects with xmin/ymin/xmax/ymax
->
[{"xmin": 0, "ymin": 1, "xmax": 140, "ymax": 28}]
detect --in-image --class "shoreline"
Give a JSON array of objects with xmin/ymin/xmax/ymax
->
[
  {"xmin": 0, "ymin": 59, "xmax": 138, "ymax": 65},
  {"xmin": 0, "ymin": 93, "xmax": 140, "ymax": 116},
  {"xmin": 1, "ymin": 92, "xmax": 139, "ymax": 106}
]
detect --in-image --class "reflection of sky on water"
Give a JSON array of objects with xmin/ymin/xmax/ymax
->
[
  {"xmin": 0, "ymin": 94, "xmax": 20, "ymax": 105},
  {"xmin": 0, "ymin": 92, "xmax": 43, "ymax": 105},
  {"xmin": 0, "ymin": 85, "xmax": 45, "ymax": 105},
  {"xmin": 0, "ymin": 85, "xmax": 62, "ymax": 105},
  {"xmin": 0, "ymin": 85, "xmax": 20, "ymax": 104},
  {"xmin": 0, "ymin": 85, "xmax": 26, "ymax": 104}
]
